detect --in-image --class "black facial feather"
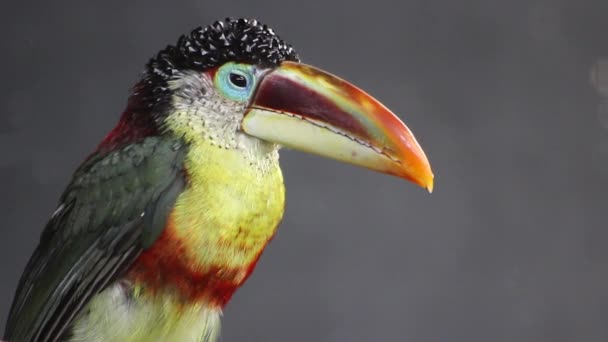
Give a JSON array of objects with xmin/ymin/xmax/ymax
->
[{"xmin": 132, "ymin": 18, "xmax": 300, "ymax": 114}]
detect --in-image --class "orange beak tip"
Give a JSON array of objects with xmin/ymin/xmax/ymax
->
[{"xmin": 426, "ymin": 179, "xmax": 434, "ymax": 194}]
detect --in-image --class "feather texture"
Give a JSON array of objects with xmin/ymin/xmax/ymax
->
[{"xmin": 4, "ymin": 137, "xmax": 186, "ymax": 342}]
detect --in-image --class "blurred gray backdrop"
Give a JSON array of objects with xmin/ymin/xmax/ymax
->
[{"xmin": 1, "ymin": 0, "xmax": 608, "ymax": 341}]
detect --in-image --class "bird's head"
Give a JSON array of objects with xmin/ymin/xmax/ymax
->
[{"xmin": 108, "ymin": 18, "xmax": 434, "ymax": 191}]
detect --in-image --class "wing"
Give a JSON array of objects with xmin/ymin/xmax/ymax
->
[{"xmin": 4, "ymin": 137, "xmax": 187, "ymax": 342}]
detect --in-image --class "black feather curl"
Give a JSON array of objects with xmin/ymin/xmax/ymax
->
[
  {"xmin": 132, "ymin": 18, "xmax": 299, "ymax": 114},
  {"xmin": 148, "ymin": 18, "xmax": 299, "ymax": 79}
]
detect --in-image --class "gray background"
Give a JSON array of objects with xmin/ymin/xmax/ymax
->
[{"xmin": 1, "ymin": 0, "xmax": 607, "ymax": 341}]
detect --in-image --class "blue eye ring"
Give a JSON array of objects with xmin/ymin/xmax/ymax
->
[{"xmin": 215, "ymin": 63, "xmax": 255, "ymax": 102}]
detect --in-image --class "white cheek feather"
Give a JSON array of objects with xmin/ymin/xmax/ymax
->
[
  {"xmin": 167, "ymin": 71, "xmax": 244, "ymax": 149},
  {"xmin": 164, "ymin": 70, "xmax": 279, "ymax": 167},
  {"xmin": 236, "ymin": 132, "xmax": 280, "ymax": 167}
]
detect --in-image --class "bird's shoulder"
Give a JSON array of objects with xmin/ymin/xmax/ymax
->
[
  {"xmin": 43, "ymin": 136, "xmax": 187, "ymax": 245},
  {"xmin": 4, "ymin": 136, "xmax": 188, "ymax": 342}
]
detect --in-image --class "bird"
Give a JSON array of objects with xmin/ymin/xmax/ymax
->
[{"xmin": 3, "ymin": 18, "xmax": 434, "ymax": 342}]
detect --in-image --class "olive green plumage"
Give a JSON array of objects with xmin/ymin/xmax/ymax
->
[{"xmin": 5, "ymin": 137, "xmax": 186, "ymax": 342}]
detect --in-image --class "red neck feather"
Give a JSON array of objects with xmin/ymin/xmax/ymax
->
[
  {"xmin": 96, "ymin": 82, "xmax": 162, "ymax": 153},
  {"xmin": 126, "ymin": 215, "xmax": 264, "ymax": 308}
]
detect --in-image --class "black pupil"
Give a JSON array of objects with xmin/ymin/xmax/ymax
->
[{"xmin": 229, "ymin": 73, "xmax": 247, "ymax": 88}]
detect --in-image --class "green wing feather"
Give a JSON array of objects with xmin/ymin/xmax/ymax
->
[{"xmin": 4, "ymin": 137, "xmax": 187, "ymax": 342}]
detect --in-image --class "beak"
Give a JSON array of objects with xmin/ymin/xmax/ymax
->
[{"xmin": 243, "ymin": 61, "xmax": 434, "ymax": 192}]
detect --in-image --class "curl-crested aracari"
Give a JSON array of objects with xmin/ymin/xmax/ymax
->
[{"xmin": 4, "ymin": 18, "xmax": 434, "ymax": 342}]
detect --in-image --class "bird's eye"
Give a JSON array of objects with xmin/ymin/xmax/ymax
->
[
  {"xmin": 214, "ymin": 63, "xmax": 256, "ymax": 102},
  {"xmin": 229, "ymin": 73, "xmax": 248, "ymax": 88}
]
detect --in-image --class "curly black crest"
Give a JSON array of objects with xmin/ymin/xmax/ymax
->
[
  {"xmin": 147, "ymin": 18, "xmax": 299, "ymax": 82},
  {"xmin": 131, "ymin": 18, "xmax": 299, "ymax": 113}
]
